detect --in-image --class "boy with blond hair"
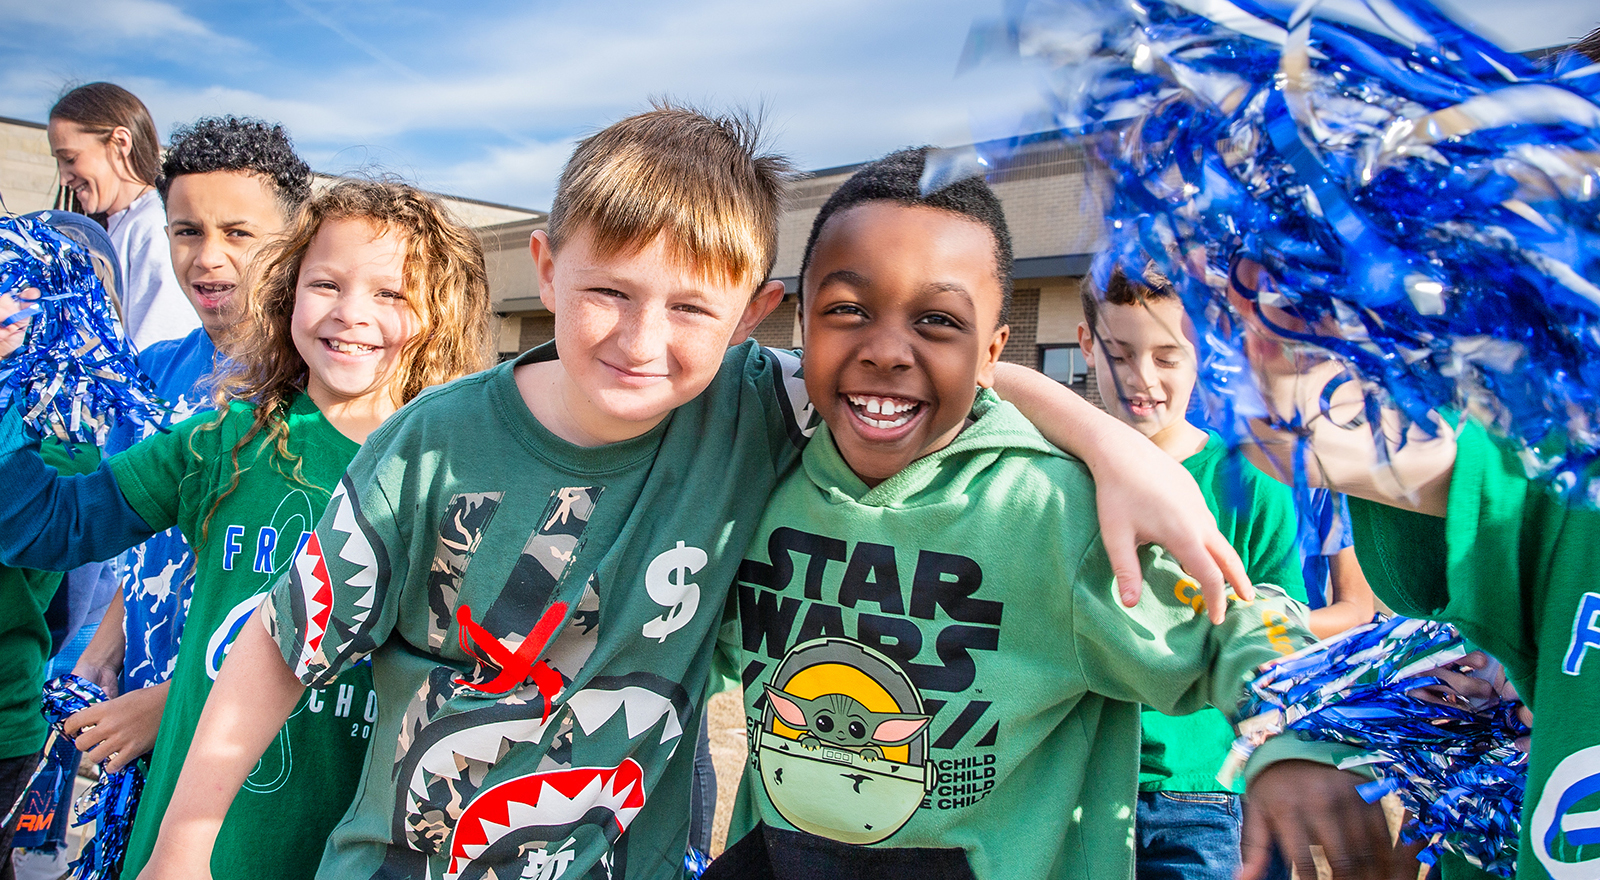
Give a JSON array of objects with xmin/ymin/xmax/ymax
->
[{"xmin": 137, "ymin": 106, "xmax": 1253, "ymax": 880}]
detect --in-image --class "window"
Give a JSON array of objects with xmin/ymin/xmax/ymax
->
[{"xmin": 1039, "ymin": 344, "xmax": 1088, "ymax": 389}]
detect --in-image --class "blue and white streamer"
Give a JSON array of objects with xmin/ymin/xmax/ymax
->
[
  {"xmin": 1232, "ymin": 616, "xmax": 1528, "ymax": 875},
  {"xmin": 0, "ymin": 214, "xmax": 164, "ymax": 444},
  {"xmin": 39, "ymin": 673, "xmax": 145, "ymax": 880},
  {"xmin": 958, "ymin": 0, "xmax": 1600, "ymax": 502}
]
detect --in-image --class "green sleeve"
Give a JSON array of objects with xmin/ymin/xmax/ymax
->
[
  {"xmin": 1237, "ymin": 464, "xmax": 1307, "ymax": 602},
  {"xmin": 1349, "ymin": 422, "xmax": 1540, "ymax": 680},
  {"xmin": 1070, "ymin": 539, "xmax": 1314, "ymax": 720},
  {"xmin": 106, "ymin": 409, "xmax": 226, "ymax": 536}
]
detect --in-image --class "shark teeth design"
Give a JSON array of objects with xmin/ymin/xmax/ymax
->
[
  {"xmin": 567, "ymin": 687, "xmax": 684, "ymax": 745},
  {"xmin": 292, "ymin": 531, "xmax": 333, "ymax": 669},
  {"xmin": 446, "ymin": 759, "xmax": 645, "ymax": 879},
  {"xmin": 409, "ymin": 715, "xmax": 559, "ymax": 798},
  {"xmin": 328, "ymin": 482, "xmax": 379, "ymax": 637}
]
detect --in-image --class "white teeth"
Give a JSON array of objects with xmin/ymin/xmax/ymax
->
[
  {"xmin": 847, "ymin": 395, "xmax": 917, "ymax": 418},
  {"xmin": 328, "ymin": 340, "xmax": 376, "ymax": 354}
]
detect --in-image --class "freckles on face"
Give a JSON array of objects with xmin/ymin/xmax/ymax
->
[
  {"xmin": 543, "ymin": 227, "xmax": 758, "ymax": 439},
  {"xmin": 801, "ymin": 201, "xmax": 1008, "ymax": 486}
]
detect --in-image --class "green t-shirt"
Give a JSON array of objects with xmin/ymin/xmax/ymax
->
[
  {"xmin": 719, "ymin": 392, "xmax": 1314, "ymax": 880},
  {"xmin": 1139, "ymin": 433, "xmax": 1308, "ymax": 793},
  {"xmin": 1350, "ymin": 422, "xmax": 1600, "ymax": 880},
  {"xmin": 265, "ymin": 341, "xmax": 808, "ymax": 880},
  {"xmin": 112, "ymin": 394, "xmax": 375, "ymax": 880},
  {"xmin": 0, "ymin": 440, "xmax": 99, "ymax": 760}
]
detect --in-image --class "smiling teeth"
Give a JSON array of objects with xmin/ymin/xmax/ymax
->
[
  {"xmin": 847, "ymin": 394, "xmax": 917, "ymax": 429},
  {"xmin": 328, "ymin": 340, "xmax": 376, "ymax": 354}
]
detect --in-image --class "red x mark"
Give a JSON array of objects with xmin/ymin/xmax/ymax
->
[{"xmin": 455, "ymin": 601, "xmax": 570, "ymax": 714}]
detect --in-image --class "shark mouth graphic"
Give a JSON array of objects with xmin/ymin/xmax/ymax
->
[
  {"xmin": 445, "ymin": 759, "xmax": 645, "ymax": 879},
  {"xmin": 292, "ymin": 531, "xmax": 333, "ymax": 662}
]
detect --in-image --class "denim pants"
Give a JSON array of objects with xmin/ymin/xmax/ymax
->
[{"xmin": 1135, "ymin": 790, "xmax": 1243, "ymax": 880}]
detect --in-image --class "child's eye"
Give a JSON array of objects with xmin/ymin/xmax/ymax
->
[
  {"xmin": 226, "ymin": 229, "xmax": 254, "ymax": 239},
  {"xmin": 917, "ymin": 313, "xmax": 961, "ymax": 329},
  {"xmin": 673, "ymin": 303, "xmax": 709, "ymax": 316},
  {"xmin": 377, "ymin": 289, "xmax": 405, "ymax": 300},
  {"xmin": 822, "ymin": 303, "xmax": 866, "ymax": 318}
]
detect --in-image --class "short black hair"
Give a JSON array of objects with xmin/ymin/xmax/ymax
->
[
  {"xmin": 157, "ymin": 116, "xmax": 312, "ymax": 212},
  {"xmin": 798, "ymin": 147, "xmax": 1014, "ymax": 324}
]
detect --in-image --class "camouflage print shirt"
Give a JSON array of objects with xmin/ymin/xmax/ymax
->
[{"xmin": 267, "ymin": 341, "xmax": 810, "ymax": 880}]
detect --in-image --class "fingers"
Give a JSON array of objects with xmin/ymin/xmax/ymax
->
[
  {"xmin": 1237, "ymin": 802, "xmax": 1274, "ymax": 880},
  {"xmin": 1209, "ymin": 533, "xmax": 1255, "ymax": 602},
  {"xmin": 1101, "ymin": 522, "xmax": 1146, "ymax": 607},
  {"xmin": 63, "ymin": 703, "xmax": 103, "ymax": 738}
]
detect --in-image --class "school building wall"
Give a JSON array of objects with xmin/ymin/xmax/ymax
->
[{"xmin": 3, "ymin": 113, "xmax": 1110, "ymax": 398}]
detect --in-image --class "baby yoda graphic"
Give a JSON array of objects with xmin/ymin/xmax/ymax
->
[
  {"xmin": 754, "ymin": 638, "xmax": 938, "ymax": 844},
  {"xmin": 762, "ymin": 685, "xmax": 930, "ymax": 761}
]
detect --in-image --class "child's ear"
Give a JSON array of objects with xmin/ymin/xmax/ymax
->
[
  {"xmin": 530, "ymin": 231, "xmax": 557, "ymax": 314},
  {"xmin": 975, "ymin": 324, "xmax": 1011, "ymax": 388},
  {"xmin": 729, "ymin": 280, "xmax": 785, "ymax": 346}
]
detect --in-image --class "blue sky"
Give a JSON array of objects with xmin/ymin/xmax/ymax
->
[{"xmin": 1, "ymin": 0, "xmax": 1593, "ymax": 211}]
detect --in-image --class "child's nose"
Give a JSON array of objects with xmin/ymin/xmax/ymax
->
[
  {"xmin": 858, "ymin": 327, "xmax": 914, "ymax": 370},
  {"xmin": 616, "ymin": 306, "xmax": 668, "ymax": 364}
]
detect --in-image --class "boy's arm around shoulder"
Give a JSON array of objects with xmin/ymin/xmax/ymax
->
[
  {"xmin": 0, "ymin": 403, "xmax": 154, "ymax": 570},
  {"xmin": 991, "ymin": 362, "xmax": 1253, "ymax": 620}
]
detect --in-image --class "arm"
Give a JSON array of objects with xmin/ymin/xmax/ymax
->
[
  {"xmin": 0, "ymin": 407, "xmax": 157, "ymax": 569},
  {"xmin": 136, "ymin": 615, "xmax": 303, "ymax": 880},
  {"xmin": 1227, "ymin": 260, "xmax": 1456, "ymax": 515},
  {"xmin": 1307, "ymin": 547, "xmax": 1376, "ymax": 639},
  {"xmin": 72, "ymin": 590, "xmax": 127, "ymax": 694},
  {"xmin": 992, "ymin": 362, "xmax": 1252, "ymax": 621}
]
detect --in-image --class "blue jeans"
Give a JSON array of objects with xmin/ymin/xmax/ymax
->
[
  {"xmin": 1137, "ymin": 791, "xmax": 1292, "ymax": 880},
  {"xmin": 1136, "ymin": 790, "xmax": 1242, "ymax": 880},
  {"xmin": 689, "ymin": 711, "xmax": 716, "ymax": 856}
]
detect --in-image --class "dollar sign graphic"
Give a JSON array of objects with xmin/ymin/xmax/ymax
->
[{"xmin": 641, "ymin": 541, "xmax": 706, "ymax": 642}]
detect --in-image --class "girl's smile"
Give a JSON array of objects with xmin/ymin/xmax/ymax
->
[{"xmin": 290, "ymin": 217, "xmax": 416, "ymax": 418}]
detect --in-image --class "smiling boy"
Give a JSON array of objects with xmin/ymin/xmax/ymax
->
[
  {"xmin": 137, "ymin": 107, "xmax": 1257, "ymax": 880},
  {"xmin": 710, "ymin": 148, "xmax": 1409, "ymax": 880},
  {"xmin": 1077, "ymin": 264, "xmax": 1307, "ymax": 880}
]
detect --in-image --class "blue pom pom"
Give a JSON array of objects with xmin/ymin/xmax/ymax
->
[
  {"xmin": 39, "ymin": 674, "xmax": 146, "ymax": 880},
  {"xmin": 0, "ymin": 215, "xmax": 166, "ymax": 445},
  {"xmin": 972, "ymin": 0, "xmax": 1600, "ymax": 503},
  {"xmin": 1233, "ymin": 617, "xmax": 1528, "ymax": 876}
]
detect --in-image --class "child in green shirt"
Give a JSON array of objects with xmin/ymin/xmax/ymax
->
[
  {"xmin": 132, "ymin": 106, "xmax": 1261, "ymax": 880},
  {"xmin": 708, "ymin": 147, "xmax": 1412, "ymax": 880},
  {"xmin": 1075, "ymin": 262, "xmax": 1308, "ymax": 880}
]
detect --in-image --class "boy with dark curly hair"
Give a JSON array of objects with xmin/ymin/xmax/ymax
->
[{"xmin": 62, "ymin": 115, "xmax": 312, "ymax": 777}]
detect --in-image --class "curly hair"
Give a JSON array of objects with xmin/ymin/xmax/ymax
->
[
  {"xmin": 157, "ymin": 116, "xmax": 313, "ymax": 212},
  {"xmin": 49, "ymin": 82, "xmax": 161, "ymax": 186},
  {"xmin": 797, "ymin": 146, "xmax": 1013, "ymax": 324},
  {"xmin": 198, "ymin": 179, "xmax": 494, "ymax": 541}
]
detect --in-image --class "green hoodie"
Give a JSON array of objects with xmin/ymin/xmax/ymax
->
[{"xmin": 721, "ymin": 389, "xmax": 1316, "ymax": 879}]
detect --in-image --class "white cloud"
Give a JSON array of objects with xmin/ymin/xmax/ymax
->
[{"xmin": 0, "ymin": 0, "xmax": 245, "ymax": 52}]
